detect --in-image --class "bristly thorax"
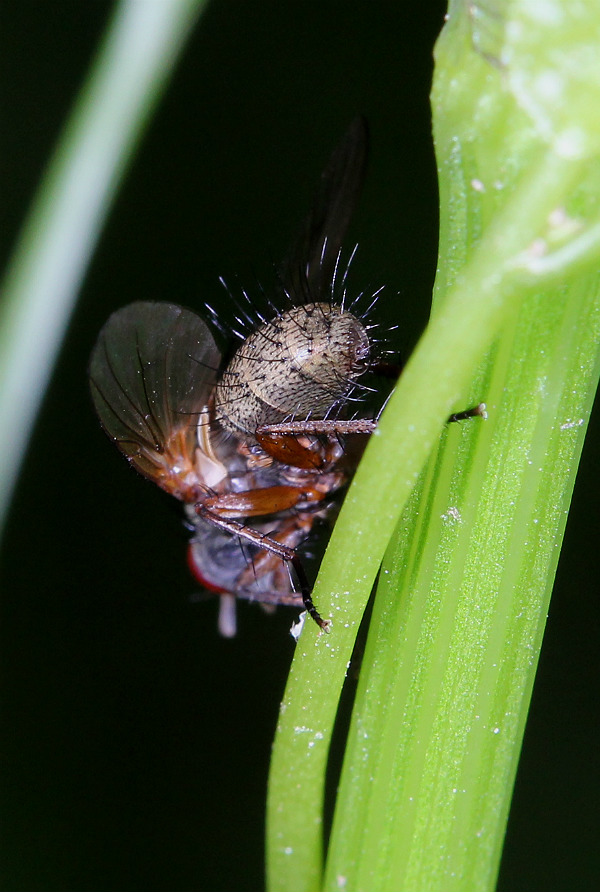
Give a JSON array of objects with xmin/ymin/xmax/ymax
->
[{"xmin": 214, "ymin": 302, "xmax": 370, "ymax": 442}]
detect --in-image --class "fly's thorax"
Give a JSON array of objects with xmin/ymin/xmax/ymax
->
[{"xmin": 214, "ymin": 302, "xmax": 371, "ymax": 441}]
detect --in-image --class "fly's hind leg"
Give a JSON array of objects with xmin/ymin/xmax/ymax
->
[
  {"xmin": 235, "ymin": 516, "xmax": 312, "ymax": 594},
  {"xmin": 195, "ymin": 504, "xmax": 331, "ymax": 632}
]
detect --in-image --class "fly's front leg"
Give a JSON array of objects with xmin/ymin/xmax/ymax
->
[
  {"xmin": 258, "ymin": 402, "xmax": 486, "ymax": 441},
  {"xmin": 359, "ymin": 360, "xmax": 487, "ymax": 425},
  {"xmin": 257, "ymin": 419, "xmax": 377, "ymax": 437},
  {"xmin": 256, "ymin": 420, "xmax": 376, "ymax": 469},
  {"xmin": 447, "ymin": 402, "xmax": 487, "ymax": 423}
]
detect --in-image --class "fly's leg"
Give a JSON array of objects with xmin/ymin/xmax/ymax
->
[
  {"xmin": 195, "ymin": 503, "xmax": 331, "ymax": 632},
  {"xmin": 447, "ymin": 402, "xmax": 487, "ymax": 423},
  {"xmin": 257, "ymin": 402, "xmax": 487, "ymax": 440},
  {"xmin": 257, "ymin": 419, "xmax": 377, "ymax": 438},
  {"xmin": 235, "ymin": 516, "xmax": 312, "ymax": 592}
]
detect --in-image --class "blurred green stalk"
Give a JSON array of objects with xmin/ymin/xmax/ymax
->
[
  {"xmin": 267, "ymin": 3, "xmax": 600, "ymax": 891},
  {"xmin": 0, "ymin": 0, "xmax": 206, "ymax": 538}
]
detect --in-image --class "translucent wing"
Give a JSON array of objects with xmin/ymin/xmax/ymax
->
[
  {"xmin": 89, "ymin": 301, "xmax": 221, "ymax": 501},
  {"xmin": 280, "ymin": 116, "xmax": 368, "ymax": 304}
]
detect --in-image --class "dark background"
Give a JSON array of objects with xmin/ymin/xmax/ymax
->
[{"xmin": 1, "ymin": 2, "xmax": 598, "ymax": 890}]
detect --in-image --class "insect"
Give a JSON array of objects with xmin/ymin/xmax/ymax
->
[{"xmin": 88, "ymin": 119, "xmax": 483, "ymax": 636}]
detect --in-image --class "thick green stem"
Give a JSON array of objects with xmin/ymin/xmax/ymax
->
[{"xmin": 267, "ymin": 3, "xmax": 600, "ymax": 891}]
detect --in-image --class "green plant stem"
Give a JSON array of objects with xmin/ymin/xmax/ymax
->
[
  {"xmin": 0, "ymin": 0, "xmax": 206, "ymax": 538},
  {"xmin": 266, "ymin": 154, "xmax": 588, "ymax": 892},
  {"xmin": 322, "ymin": 274, "xmax": 600, "ymax": 892},
  {"xmin": 267, "ymin": 2, "xmax": 600, "ymax": 891}
]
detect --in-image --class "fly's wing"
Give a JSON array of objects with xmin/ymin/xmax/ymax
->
[
  {"xmin": 280, "ymin": 116, "xmax": 368, "ymax": 304},
  {"xmin": 89, "ymin": 301, "xmax": 221, "ymax": 500}
]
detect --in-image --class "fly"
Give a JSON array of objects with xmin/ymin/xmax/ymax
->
[{"xmin": 88, "ymin": 119, "xmax": 484, "ymax": 637}]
